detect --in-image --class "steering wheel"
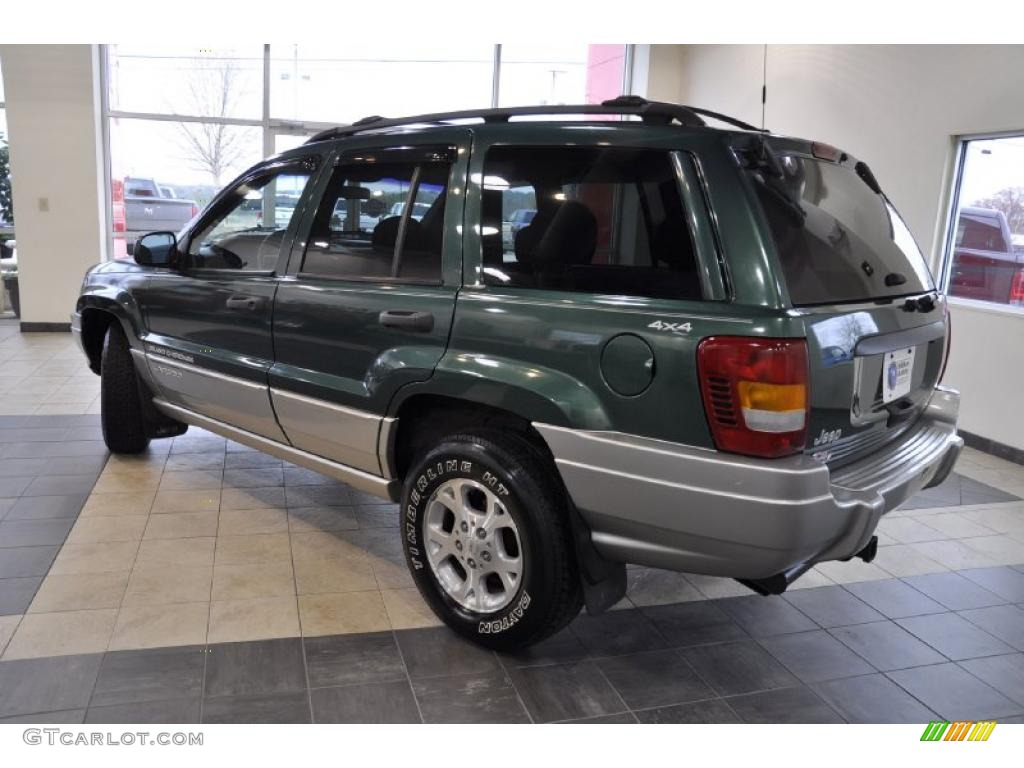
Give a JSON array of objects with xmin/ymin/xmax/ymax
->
[{"xmin": 198, "ymin": 243, "xmax": 246, "ymax": 269}]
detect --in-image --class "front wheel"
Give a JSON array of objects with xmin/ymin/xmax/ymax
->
[
  {"xmin": 100, "ymin": 323, "xmax": 150, "ymax": 454},
  {"xmin": 401, "ymin": 430, "xmax": 583, "ymax": 651}
]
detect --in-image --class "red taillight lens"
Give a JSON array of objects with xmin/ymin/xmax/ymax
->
[
  {"xmin": 698, "ymin": 337, "xmax": 809, "ymax": 458},
  {"xmin": 190, "ymin": 204, "xmax": 200, "ymax": 218},
  {"xmin": 1010, "ymin": 268, "xmax": 1024, "ymax": 307}
]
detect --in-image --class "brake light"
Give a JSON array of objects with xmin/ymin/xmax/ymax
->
[
  {"xmin": 1010, "ymin": 268, "xmax": 1024, "ymax": 307},
  {"xmin": 190, "ymin": 203, "xmax": 200, "ymax": 219},
  {"xmin": 111, "ymin": 179, "xmax": 126, "ymax": 233},
  {"xmin": 698, "ymin": 337, "xmax": 809, "ymax": 458}
]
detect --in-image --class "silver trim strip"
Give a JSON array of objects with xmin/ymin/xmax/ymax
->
[
  {"xmin": 145, "ymin": 353, "xmax": 265, "ymax": 391},
  {"xmin": 378, "ymin": 416, "xmax": 398, "ymax": 479},
  {"xmin": 270, "ymin": 388, "xmax": 382, "ymax": 474},
  {"xmin": 152, "ymin": 398, "xmax": 396, "ymax": 501}
]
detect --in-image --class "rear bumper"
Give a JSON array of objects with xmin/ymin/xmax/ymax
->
[{"xmin": 534, "ymin": 386, "xmax": 963, "ymax": 579}]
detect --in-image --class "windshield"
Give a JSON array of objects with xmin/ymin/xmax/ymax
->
[{"xmin": 746, "ymin": 153, "xmax": 934, "ymax": 306}]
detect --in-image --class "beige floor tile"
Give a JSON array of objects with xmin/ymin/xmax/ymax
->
[
  {"xmin": 291, "ymin": 531, "xmax": 369, "ymax": 561},
  {"xmin": 915, "ymin": 511, "xmax": 998, "ymax": 539},
  {"xmin": 294, "ymin": 555, "xmax": 377, "ymax": 594},
  {"xmin": 65, "ymin": 515, "xmax": 148, "ymax": 544},
  {"xmin": 811, "ymin": 559, "xmax": 892, "ymax": 584},
  {"xmin": 784, "ymin": 568, "xmax": 836, "ymax": 590},
  {"xmin": 212, "ymin": 561, "xmax": 295, "ymax": 601},
  {"xmin": 961, "ymin": 506, "xmax": 1024, "ymax": 535},
  {"xmin": 372, "ymin": 558, "xmax": 415, "ymax": 590},
  {"xmin": 961, "ymin": 535, "xmax": 1024, "ymax": 566},
  {"xmin": 143, "ymin": 511, "xmax": 220, "ymax": 540},
  {"xmin": 215, "ymin": 533, "xmax": 292, "ymax": 565},
  {"xmin": 29, "ymin": 572, "xmax": 129, "ymax": 613},
  {"xmin": 49, "ymin": 540, "xmax": 140, "ymax": 576},
  {"xmin": 685, "ymin": 574, "xmax": 753, "ymax": 599},
  {"xmin": 158, "ymin": 470, "xmax": 223, "ymax": 492},
  {"xmin": 208, "ymin": 596, "xmax": 300, "ymax": 643},
  {"xmin": 0, "ymin": 615, "xmax": 21, "ymax": 656},
  {"xmin": 123, "ymin": 563, "xmax": 214, "ymax": 606},
  {"xmin": 135, "ymin": 537, "xmax": 216, "ymax": 568},
  {"xmin": 218, "ymin": 507, "xmax": 289, "ymax": 536},
  {"xmin": 2, "ymin": 609, "xmax": 117, "ymax": 660},
  {"xmin": 109, "ymin": 602, "xmax": 209, "ymax": 651},
  {"xmin": 220, "ymin": 487, "xmax": 287, "ymax": 511},
  {"xmin": 93, "ymin": 473, "xmax": 162, "ymax": 494},
  {"xmin": 381, "ymin": 587, "xmax": 441, "ymax": 630},
  {"xmin": 81, "ymin": 491, "xmax": 155, "ymax": 517},
  {"xmin": 876, "ymin": 517, "xmax": 945, "ymax": 544},
  {"xmin": 298, "ymin": 591, "xmax": 391, "ymax": 636},
  {"xmin": 288, "ymin": 506, "xmax": 359, "ymax": 533},
  {"xmin": 151, "ymin": 489, "xmax": 221, "ymax": 514},
  {"xmin": 910, "ymin": 539, "xmax": 1000, "ymax": 571},
  {"xmin": 871, "ymin": 543, "xmax": 948, "ymax": 577},
  {"xmin": 101, "ymin": 463, "xmax": 165, "ymax": 480}
]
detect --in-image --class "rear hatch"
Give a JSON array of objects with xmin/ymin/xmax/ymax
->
[{"xmin": 739, "ymin": 137, "xmax": 948, "ymax": 468}]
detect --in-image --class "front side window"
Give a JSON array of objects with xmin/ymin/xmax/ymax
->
[
  {"xmin": 188, "ymin": 169, "xmax": 312, "ymax": 270},
  {"xmin": 301, "ymin": 159, "xmax": 449, "ymax": 282},
  {"xmin": 481, "ymin": 146, "xmax": 702, "ymax": 300}
]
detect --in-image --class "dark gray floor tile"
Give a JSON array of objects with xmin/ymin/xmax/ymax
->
[
  {"xmin": 903, "ymin": 572, "xmax": 1007, "ymax": 610},
  {"xmin": 830, "ymin": 621, "xmax": 945, "ymax": 671},
  {"xmin": 958, "ymin": 604, "xmax": 1024, "ymax": 652},
  {"xmin": 0, "ymin": 654, "xmax": 103, "ymax": 718},
  {"xmin": 561, "ymin": 712, "xmax": 638, "ymax": 723},
  {"xmin": 0, "ymin": 709, "xmax": 86, "ymax": 723},
  {"xmin": 500, "ymin": 627, "xmax": 589, "ymax": 668},
  {"xmin": 224, "ymin": 452, "xmax": 283, "ymax": 469},
  {"xmin": 86, "ymin": 698, "xmax": 201, "ymax": 724},
  {"xmin": 680, "ymin": 640, "xmax": 798, "ymax": 696},
  {"xmin": 597, "ymin": 649, "xmax": 713, "ymax": 709},
  {"xmin": 726, "ymin": 686, "xmax": 844, "ymax": 723},
  {"xmin": 0, "ymin": 498, "xmax": 13, "ymax": 521},
  {"xmin": 92, "ymin": 645, "xmax": 205, "ymax": 707},
  {"xmin": 204, "ymin": 638, "xmax": 306, "ymax": 697},
  {"xmin": 44, "ymin": 455, "xmax": 108, "ymax": 477},
  {"xmin": 783, "ymin": 586, "xmax": 885, "ymax": 628},
  {"xmin": 312, "ymin": 680, "xmax": 420, "ymax": 723},
  {"xmin": 813, "ymin": 673, "xmax": 937, "ymax": 723},
  {"xmin": 285, "ymin": 485, "xmax": 351, "ymax": 508},
  {"xmin": 413, "ymin": 672, "xmax": 530, "ymax": 723},
  {"xmin": 63, "ymin": 427, "xmax": 104, "ymax": 442},
  {"xmin": 355, "ymin": 504, "xmax": 399, "ymax": 528},
  {"xmin": 959, "ymin": 476, "xmax": 1020, "ymax": 504},
  {"xmin": 960, "ymin": 567, "xmax": 1024, "ymax": 604},
  {"xmin": 635, "ymin": 698, "xmax": 739, "ymax": 724},
  {"xmin": 284, "ymin": 467, "xmax": 343, "ymax": 486},
  {"xmin": 0, "ymin": 477, "xmax": 32, "ymax": 496},
  {"xmin": 7, "ymin": 494, "xmax": 89, "ymax": 520},
  {"xmin": 287, "ymin": 506, "xmax": 358, "ymax": 532},
  {"xmin": 507, "ymin": 661, "xmax": 623, "ymax": 723},
  {"xmin": 0, "ymin": 576, "xmax": 43, "ymax": 614},
  {"xmin": 569, "ymin": 609, "xmax": 667, "ymax": 656},
  {"xmin": 1, "ymin": 440, "xmax": 106, "ymax": 459},
  {"xmin": 0, "ymin": 458, "xmax": 47, "ymax": 477},
  {"xmin": 887, "ymin": 663, "xmax": 1023, "ymax": 720},
  {"xmin": 844, "ymin": 578, "xmax": 947, "ymax": 619},
  {"xmin": 395, "ymin": 627, "xmax": 502, "ymax": 680},
  {"xmin": 304, "ymin": 631, "xmax": 406, "ymax": 688},
  {"xmin": 897, "ymin": 612, "xmax": 1014, "ymax": 660},
  {"xmin": 959, "ymin": 654, "xmax": 1024, "ymax": 707},
  {"xmin": 0, "ymin": 518, "xmax": 75, "ymax": 547},
  {"xmin": 640, "ymin": 600, "xmax": 748, "ymax": 648},
  {"xmin": 760, "ymin": 630, "xmax": 875, "ymax": 683},
  {"xmin": 0, "ymin": 545, "xmax": 59, "ymax": 578},
  {"xmin": 223, "ymin": 468, "xmax": 284, "ymax": 489},
  {"xmin": 203, "ymin": 692, "xmax": 310, "ymax": 724},
  {"xmin": 0, "ymin": 428, "xmax": 69, "ymax": 443},
  {"xmin": 22, "ymin": 474, "xmax": 97, "ymax": 497},
  {"xmin": 715, "ymin": 595, "xmax": 817, "ymax": 638}
]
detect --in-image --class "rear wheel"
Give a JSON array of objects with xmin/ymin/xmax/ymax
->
[
  {"xmin": 100, "ymin": 323, "xmax": 150, "ymax": 454},
  {"xmin": 401, "ymin": 430, "xmax": 582, "ymax": 651}
]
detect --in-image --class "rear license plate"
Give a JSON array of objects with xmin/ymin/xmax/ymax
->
[{"xmin": 882, "ymin": 347, "xmax": 916, "ymax": 403}]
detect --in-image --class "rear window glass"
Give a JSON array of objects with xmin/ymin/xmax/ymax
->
[{"xmin": 746, "ymin": 153, "xmax": 934, "ymax": 306}]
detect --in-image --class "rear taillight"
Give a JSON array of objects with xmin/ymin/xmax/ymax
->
[
  {"xmin": 190, "ymin": 203, "xmax": 200, "ymax": 219},
  {"xmin": 1010, "ymin": 268, "xmax": 1024, "ymax": 307},
  {"xmin": 939, "ymin": 307, "xmax": 953, "ymax": 384},
  {"xmin": 698, "ymin": 337, "xmax": 809, "ymax": 458}
]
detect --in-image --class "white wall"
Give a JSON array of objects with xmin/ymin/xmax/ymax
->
[
  {"xmin": 647, "ymin": 44, "xmax": 1024, "ymax": 451},
  {"xmin": 0, "ymin": 44, "xmax": 106, "ymax": 326}
]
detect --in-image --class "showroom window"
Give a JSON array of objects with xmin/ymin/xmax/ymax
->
[
  {"xmin": 103, "ymin": 45, "xmax": 631, "ymax": 262},
  {"xmin": 942, "ymin": 134, "xmax": 1024, "ymax": 308}
]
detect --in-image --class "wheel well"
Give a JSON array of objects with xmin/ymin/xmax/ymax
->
[
  {"xmin": 390, "ymin": 394, "xmax": 554, "ymax": 483},
  {"xmin": 80, "ymin": 308, "xmax": 117, "ymax": 374}
]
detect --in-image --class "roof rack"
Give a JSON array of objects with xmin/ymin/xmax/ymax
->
[{"xmin": 305, "ymin": 96, "xmax": 761, "ymax": 144}]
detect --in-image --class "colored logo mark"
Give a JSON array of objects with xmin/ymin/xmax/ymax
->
[{"xmin": 920, "ymin": 721, "xmax": 996, "ymax": 742}]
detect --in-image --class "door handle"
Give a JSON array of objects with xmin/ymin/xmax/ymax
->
[
  {"xmin": 226, "ymin": 295, "xmax": 263, "ymax": 311},
  {"xmin": 379, "ymin": 310, "xmax": 434, "ymax": 332}
]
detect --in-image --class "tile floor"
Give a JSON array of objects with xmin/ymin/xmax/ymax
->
[{"xmin": 1, "ymin": 321, "xmax": 1024, "ymax": 722}]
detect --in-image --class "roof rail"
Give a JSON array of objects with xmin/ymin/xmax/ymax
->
[{"xmin": 304, "ymin": 96, "xmax": 761, "ymax": 144}]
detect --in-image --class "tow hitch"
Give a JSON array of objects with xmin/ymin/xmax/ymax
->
[{"xmin": 737, "ymin": 535, "xmax": 879, "ymax": 596}]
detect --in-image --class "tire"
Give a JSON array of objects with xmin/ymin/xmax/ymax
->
[
  {"xmin": 100, "ymin": 323, "xmax": 151, "ymax": 454},
  {"xmin": 401, "ymin": 430, "xmax": 583, "ymax": 651}
]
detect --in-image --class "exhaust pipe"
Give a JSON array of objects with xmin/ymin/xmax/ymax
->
[{"xmin": 737, "ymin": 536, "xmax": 879, "ymax": 596}]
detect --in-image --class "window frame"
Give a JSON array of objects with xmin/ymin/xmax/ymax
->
[
  {"xmin": 939, "ymin": 130, "xmax": 1024, "ymax": 317},
  {"xmin": 294, "ymin": 145, "xmax": 457, "ymax": 286}
]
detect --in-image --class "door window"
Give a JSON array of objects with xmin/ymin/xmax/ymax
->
[
  {"xmin": 188, "ymin": 169, "xmax": 313, "ymax": 271},
  {"xmin": 302, "ymin": 160, "xmax": 449, "ymax": 282},
  {"xmin": 481, "ymin": 146, "xmax": 703, "ymax": 300}
]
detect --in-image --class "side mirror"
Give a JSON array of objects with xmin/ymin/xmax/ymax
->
[{"xmin": 134, "ymin": 232, "xmax": 177, "ymax": 267}]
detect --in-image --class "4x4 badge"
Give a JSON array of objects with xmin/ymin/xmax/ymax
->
[{"xmin": 647, "ymin": 320, "xmax": 692, "ymax": 334}]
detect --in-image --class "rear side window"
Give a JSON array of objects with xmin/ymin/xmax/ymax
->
[
  {"xmin": 481, "ymin": 146, "xmax": 702, "ymax": 300},
  {"xmin": 302, "ymin": 159, "xmax": 449, "ymax": 282},
  {"xmin": 745, "ymin": 152, "xmax": 934, "ymax": 306}
]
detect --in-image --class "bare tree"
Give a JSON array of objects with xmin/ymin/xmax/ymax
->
[
  {"xmin": 175, "ymin": 59, "xmax": 249, "ymax": 186},
  {"xmin": 973, "ymin": 186, "xmax": 1024, "ymax": 235}
]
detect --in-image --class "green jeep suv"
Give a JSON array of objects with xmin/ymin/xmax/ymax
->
[{"xmin": 73, "ymin": 97, "xmax": 963, "ymax": 650}]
